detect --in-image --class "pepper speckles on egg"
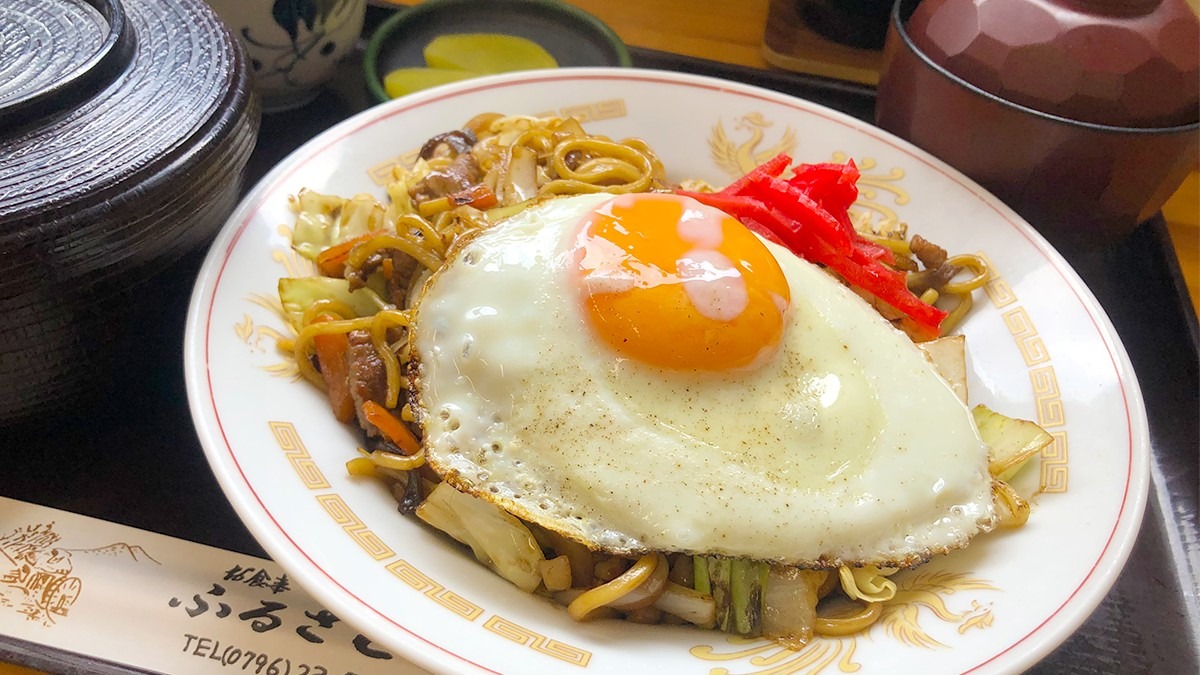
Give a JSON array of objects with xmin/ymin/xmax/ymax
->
[{"xmin": 410, "ymin": 192, "xmax": 996, "ymax": 567}]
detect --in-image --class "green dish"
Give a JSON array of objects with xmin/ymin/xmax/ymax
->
[{"xmin": 364, "ymin": 0, "xmax": 631, "ymax": 104}]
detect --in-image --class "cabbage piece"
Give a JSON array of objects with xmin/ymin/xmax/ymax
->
[
  {"xmin": 383, "ymin": 177, "xmax": 419, "ymax": 223},
  {"xmin": 918, "ymin": 334, "xmax": 967, "ymax": 402},
  {"xmin": 538, "ymin": 555, "xmax": 573, "ymax": 592},
  {"xmin": 973, "ymin": 404, "xmax": 1053, "ymax": 481},
  {"xmin": 499, "ymin": 144, "xmax": 539, "ymax": 206},
  {"xmin": 415, "ymin": 482, "xmax": 544, "ymax": 593},
  {"xmin": 762, "ymin": 566, "xmax": 824, "ymax": 649},
  {"xmin": 277, "ymin": 277, "xmax": 389, "ymax": 331},
  {"xmin": 291, "ymin": 190, "xmax": 387, "ymax": 260}
]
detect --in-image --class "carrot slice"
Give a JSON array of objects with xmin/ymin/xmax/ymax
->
[
  {"xmin": 450, "ymin": 184, "xmax": 498, "ymax": 210},
  {"xmin": 310, "ymin": 315, "xmax": 354, "ymax": 423},
  {"xmin": 316, "ymin": 231, "xmax": 385, "ymax": 278},
  {"xmin": 362, "ymin": 400, "xmax": 421, "ymax": 456}
]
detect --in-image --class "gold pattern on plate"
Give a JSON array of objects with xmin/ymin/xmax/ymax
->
[
  {"xmin": 710, "ymin": 113, "xmax": 799, "ymax": 177},
  {"xmin": 385, "ymin": 560, "xmax": 484, "ymax": 621},
  {"xmin": 983, "ymin": 273, "xmax": 1017, "ymax": 309},
  {"xmin": 881, "ymin": 571, "xmax": 997, "ymax": 649},
  {"xmin": 238, "ymin": 294, "xmax": 297, "ymax": 381},
  {"xmin": 1042, "ymin": 430, "xmax": 1069, "ymax": 494},
  {"xmin": 1002, "ymin": 307, "xmax": 1051, "ymax": 366},
  {"xmin": 315, "ymin": 493, "xmax": 396, "ymax": 561},
  {"xmin": 1, "ymin": 523, "xmax": 158, "ymax": 626},
  {"xmin": 690, "ymin": 571, "xmax": 998, "ymax": 674},
  {"xmin": 1030, "ymin": 366, "xmax": 1065, "ymax": 428},
  {"xmin": 979, "ymin": 254, "xmax": 1068, "ymax": 493},
  {"xmin": 536, "ymin": 99, "xmax": 628, "ymax": 124},
  {"xmin": 704, "ymin": 114, "xmax": 909, "ymax": 233},
  {"xmin": 483, "ymin": 615, "xmax": 593, "ymax": 667},
  {"xmin": 274, "ymin": 225, "xmax": 316, "ymax": 278},
  {"xmin": 691, "ymin": 638, "xmax": 859, "ymax": 674},
  {"xmin": 368, "ymin": 150, "xmax": 420, "ymax": 186},
  {"xmin": 831, "ymin": 152, "xmax": 907, "ymax": 234},
  {"xmin": 269, "ymin": 421, "xmax": 330, "ymax": 490},
  {"xmin": 242, "ymin": 225, "xmax": 310, "ymax": 380}
]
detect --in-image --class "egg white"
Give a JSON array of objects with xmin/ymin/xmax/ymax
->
[{"xmin": 411, "ymin": 192, "xmax": 997, "ymax": 567}]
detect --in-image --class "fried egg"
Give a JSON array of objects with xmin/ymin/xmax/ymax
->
[{"xmin": 410, "ymin": 192, "xmax": 996, "ymax": 567}]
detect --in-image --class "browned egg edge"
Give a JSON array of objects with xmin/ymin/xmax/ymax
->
[
  {"xmin": 408, "ymin": 349, "xmax": 1000, "ymax": 570},
  {"xmin": 402, "ymin": 198, "xmax": 1001, "ymax": 571}
]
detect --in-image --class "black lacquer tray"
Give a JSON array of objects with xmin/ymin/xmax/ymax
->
[{"xmin": 2, "ymin": 7, "xmax": 1196, "ymax": 672}]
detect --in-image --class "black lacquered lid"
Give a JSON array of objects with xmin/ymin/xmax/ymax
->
[
  {"xmin": 0, "ymin": 0, "xmax": 260, "ymax": 421},
  {"xmin": 0, "ymin": 0, "xmax": 253, "ymax": 237},
  {"xmin": 0, "ymin": 0, "xmax": 134, "ymax": 129}
]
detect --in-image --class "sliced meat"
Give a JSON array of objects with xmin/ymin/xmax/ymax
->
[
  {"xmin": 418, "ymin": 129, "xmax": 476, "ymax": 160},
  {"xmin": 410, "ymin": 153, "xmax": 483, "ymax": 203},
  {"xmin": 385, "ymin": 250, "xmax": 421, "ymax": 307},
  {"xmin": 907, "ymin": 262, "xmax": 961, "ymax": 294},
  {"xmin": 344, "ymin": 248, "xmax": 385, "ymax": 291},
  {"xmin": 909, "ymin": 234, "xmax": 948, "ymax": 269},
  {"xmin": 345, "ymin": 241, "xmax": 422, "ymax": 302},
  {"xmin": 346, "ymin": 329, "xmax": 389, "ymax": 433}
]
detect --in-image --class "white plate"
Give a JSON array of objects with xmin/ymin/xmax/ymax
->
[{"xmin": 185, "ymin": 69, "xmax": 1150, "ymax": 675}]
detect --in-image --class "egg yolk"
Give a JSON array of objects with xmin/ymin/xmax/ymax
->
[{"xmin": 571, "ymin": 192, "xmax": 791, "ymax": 371}]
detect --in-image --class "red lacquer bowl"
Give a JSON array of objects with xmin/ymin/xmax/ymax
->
[{"xmin": 875, "ymin": 0, "xmax": 1199, "ymax": 250}]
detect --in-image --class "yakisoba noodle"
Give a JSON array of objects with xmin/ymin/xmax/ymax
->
[
  {"xmin": 291, "ymin": 115, "xmax": 666, "ymax": 421},
  {"xmin": 859, "ymin": 232, "xmax": 992, "ymax": 334},
  {"xmin": 278, "ymin": 113, "xmax": 1036, "ymax": 648}
]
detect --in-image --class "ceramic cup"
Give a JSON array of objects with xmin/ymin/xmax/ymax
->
[
  {"xmin": 875, "ymin": 0, "xmax": 1199, "ymax": 250},
  {"xmin": 205, "ymin": 0, "xmax": 366, "ymax": 112}
]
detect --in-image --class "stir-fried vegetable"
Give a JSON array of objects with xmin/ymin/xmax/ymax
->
[
  {"xmin": 290, "ymin": 191, "xmax": 386, "ymax": 261},
  {"xmin": 315, "ymin": 231, "xmax": 385, "ymax": 278},
  {"xmin": 919, "ymin": 335, "xmax": 968, "ymax": 402},
  {"xmin": 277, "ymin": 277, "xmax": 389, "ymax": 330},
  {"xmin": 654, "ymin": 582, "xmax": 716, "ymax": 627},
  {"xmin": 700, "ymin": 557, "xmax": 769, "ymax": 637},
  {"xmin": 309, "ymin": 316, "xmax": 354, "ymax": 423},
  {"xmin": 762, "ymin": 566, "xmax": 824, "ymax": 649},
  {"xmin": 361, "ymin": 400, "xmax": 421, "ymax": 455},
  {"xmin": 974, "ymin": 404, "xmax": 1053, "ymax": 481},
  {"xmin": 415, "ymin": 482, "xmax": 545, "ymax": 592}
]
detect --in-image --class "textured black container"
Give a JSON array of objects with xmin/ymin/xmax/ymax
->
[{"xmin": 0, "ymin": 0, "xmax": 261, "ymax": 423}]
